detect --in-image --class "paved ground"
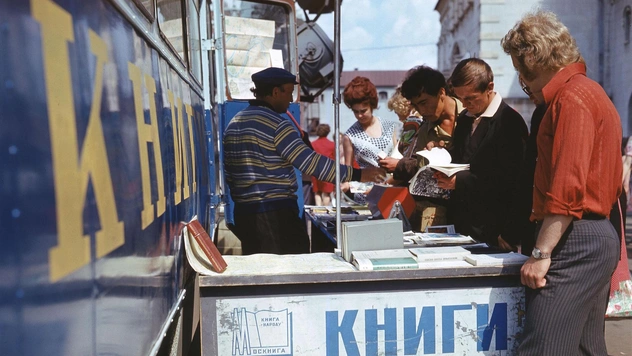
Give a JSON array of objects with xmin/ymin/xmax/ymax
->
[{"xmin": 605, "ymin": 214, "xmax": 632, "ymax": 355}]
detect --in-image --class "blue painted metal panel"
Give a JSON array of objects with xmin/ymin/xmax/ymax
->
[
  {"xmin": 0, "ymin": 0, "xmax": 212, "ymax": 355},
  {"xmin": 219, "ymin": 101, "xmax": 305, "ymax": 226},
  {"xmin": 205, "ymin": 108, "xmax": 221, "ymax": 235}
]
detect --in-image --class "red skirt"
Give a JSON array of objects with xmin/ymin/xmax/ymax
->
[{"xmin": 311, "ymin": 177, "xmax": 334, "ymax": 193}]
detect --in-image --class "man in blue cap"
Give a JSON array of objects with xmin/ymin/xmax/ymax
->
[{"xmin": 223, "ymin": 67, "xmax": 385, "ymax": 255}]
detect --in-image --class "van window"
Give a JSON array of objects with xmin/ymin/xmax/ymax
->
[
  {"xmin": 157, "ymin": 0, "xmax": 186, "ymax": 62},
  {"xmin": 223, "ymin": 0, "xmax": 293, "ymax": 99},
  {"xmin": 188, "ymin": 0, "xmax": 202, "ymax": 82}
]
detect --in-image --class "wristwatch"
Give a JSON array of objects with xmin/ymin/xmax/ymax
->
[{"xmin": 531, "ymin": 247, "xmax": 551, "ymax": 260}]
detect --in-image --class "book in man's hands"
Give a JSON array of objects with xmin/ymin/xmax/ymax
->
[
  {"xmin": 416, "ymin": 147, "xmax": 469, "ymax": 177},
  {"xmin": 187, "ymin": 218, "xmax": 227, "ymax": 273},
  {"xmin": 352, "ymin": 249, "xmax": 418, "ymax": 271}
]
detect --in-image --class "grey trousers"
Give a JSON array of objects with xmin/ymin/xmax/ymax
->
[{"xmin": 518, "ymin": 219, "xmax": 619, "ymax": 355}]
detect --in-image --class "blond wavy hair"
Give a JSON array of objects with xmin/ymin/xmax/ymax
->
[
  {"xmin": 501, "ymin": 10, "xmax": 584, "ymax": 80},
  {"xmin": 387, "ymin": 88, "xmax": 413, "ymax": 118}
]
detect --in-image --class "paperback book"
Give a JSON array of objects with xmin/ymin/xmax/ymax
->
[
  {"xmin": 412, "ymin": 232, "xmax": 476, "ymax": 246},
  {"xmin": 464, "ymin": 253, "xmax": 528, "ymax": 267},
  {"xmin": 409, "ymin": 246, "xmax": 471, "ymax": 262},
  {"xmin": 416, "ymin": 260, "xmax": 473, "ymax": 269},
  {"xmin": 352, "ymin": 249, "xmax": 418, "ymax": 271}
]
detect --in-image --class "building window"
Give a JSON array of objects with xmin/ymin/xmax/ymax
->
[
  {"xmin": 379, "ymin": 91, "xmax": 388, "ymax": 101},
  {"xmin": 625, "ymin": 6, "xmax": 631, "ymax": 45},
  {"xmin": 451, "ymin": 43, "xmax": 462, "ymax": 67}
]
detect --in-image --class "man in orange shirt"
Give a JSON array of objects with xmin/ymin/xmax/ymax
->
[{"xmin": 502, "ymin": 11, "xmax": 622, "ymax": 355}]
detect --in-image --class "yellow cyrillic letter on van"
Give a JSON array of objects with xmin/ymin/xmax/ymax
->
[
  {"xmin": 185, "ymin": 104, "xmax": 197, "ymax": 194},
  {"xmin": 128, "ymin": 63, "xmax": 166, "ymax": 228},
  {"xmin": 33, "ymin": 0, "xmax": 124, "ymax": 282},
  {"xmin": 86, "ymin": 30, "xmax": 125, "ymax": 259},
  {"xmin": 168, "ymin": 91, "xmax": 190, "ymax": 204}
]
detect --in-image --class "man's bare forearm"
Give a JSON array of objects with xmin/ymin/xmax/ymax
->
[{"xmin": 534, "ymin": 214, "xmax": 573, "ymax": 253}]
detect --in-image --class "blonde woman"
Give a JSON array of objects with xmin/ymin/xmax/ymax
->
[{"xmin": 387, "ymin": 88, "xmax": 423, "ymax": 158}]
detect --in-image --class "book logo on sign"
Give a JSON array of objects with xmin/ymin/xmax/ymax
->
[{"xmin": 231, "ymin": 308, "xmax": 293, "ymax": 356}]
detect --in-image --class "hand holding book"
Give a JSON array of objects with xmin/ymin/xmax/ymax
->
[
  {"xmin": 425, "ymin": 140, "xmax": 448, "ymax": 150},
  {"xmin": 434, "ymin": 171, "xmax": 456, "ymax": 190},
  {"xmin": 416, "ymin": 147, "xmax": 469, "ymax": 177}
]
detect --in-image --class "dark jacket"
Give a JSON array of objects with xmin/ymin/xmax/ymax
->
[
  {"xmin": 502, "ymin": 105, "xmax": 546, "ymax": 253},
  {"xmin": 448, "ymin": 100, "xmax": 528, "ymax": 245}
]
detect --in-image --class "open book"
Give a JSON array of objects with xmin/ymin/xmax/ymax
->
[{"xmin": 416, "ymin": 147, "xmax": 469, "ymax": 177}]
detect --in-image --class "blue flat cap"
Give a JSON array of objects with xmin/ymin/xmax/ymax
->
[{"xmin": 252, "ymin": 67, "xmax": 298, "ymax": 86}]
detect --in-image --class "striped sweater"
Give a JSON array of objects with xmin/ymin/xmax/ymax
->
[{"xmin": 223, "ymin": 102, "xmax": 354, "ymax": 207}]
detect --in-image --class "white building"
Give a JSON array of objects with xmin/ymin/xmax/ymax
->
[{"xmin": 435, "ymin": 0, "xmax": 632, "ymax": 134}]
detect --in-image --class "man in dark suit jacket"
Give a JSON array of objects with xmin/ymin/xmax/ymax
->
[
  {"xmin": 434, "ymin": 58, "xmax": 528, "ymax": 247},
  {"xmin": 501, "ymin": 104, "xmax": 546, "ymax": 255}
]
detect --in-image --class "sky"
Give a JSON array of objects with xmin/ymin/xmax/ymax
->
[{"xmin": 296, "ymin": 0, "xmax": 441, "ymax": 71}]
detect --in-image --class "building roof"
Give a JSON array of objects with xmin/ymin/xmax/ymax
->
[{"xmin": 340, "ymin": 70, "xmax": 408, "ymax": 87}]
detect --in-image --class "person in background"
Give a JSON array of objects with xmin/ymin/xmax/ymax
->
[
  {"xmin": 386, "ymin": 87, "xmax": 423, "ymax": 159},
  {"xmin": 610, "ymin": 138, "xmax": 629, "ymax": 243},
  {"xmin": 223, "ymin": 67, "xmax": 385, "ymax": 255},
  {"xmin": 502, "ymin": 11, "xmax": 622, "ymax": 355},
  {"xmin": 291, "ymin": 114, "xmax": 315, "ymax": 208},
  {"xmin": 311, "ymin": 124, "xmax": 335, "ymax": 206},
  {"xmin": 342, "ymin": 76, "xmax": 400, "ymax": 169},
  {"xmin": 342, "ymin": 76, "xmax": 399, "ymax": 203},
  {"xmin": 378, "ymin": 66, "xmax": 464, "ymax": 231},
  {"xmin": 622, "ymin": 137, "xmax": 632, "ymax": 208},
  {"xmin": 621, "ymin": 137, "xmax": 632, "ymax": 244},
  {"xmin": 436, "ymin": 58, "xmax": 528, "ymax": 248}
]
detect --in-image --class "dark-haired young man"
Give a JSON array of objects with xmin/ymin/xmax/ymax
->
[{"xmin": 436, "ymin": 58, "xmax": 528, "ymax": 248}]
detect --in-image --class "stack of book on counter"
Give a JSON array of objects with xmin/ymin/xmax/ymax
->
[
  {"xmin": 351, "ymin": 246, "xmax": 529, "ymax": 271},
  {"xmin": 464, "ymin": 252, "xmax": 529, "ymax": 266},
  {"xmin": 410, "ymin": 246, "xmax": 473, "ymax": 269},
  {"xmin": 409, "ymin": 246, "xmax": 471, "ymax": 262},
  {"xmin": 352, "ymin": 249, "xmax": 419, "ymax": 271},
  {"xmin": 352, "ymin": 246, "xmax": 473, "ymax": 271},
  {"xmin": 341, "ymin": 219, "xmax": 403, "ymax": 262},
  {"xmin": 411, "ymin": 232, "xmax": 476, "ymax": 246}
]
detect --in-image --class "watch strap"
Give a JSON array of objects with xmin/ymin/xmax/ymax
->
[{"xmin": 532, "ymin": 247, "xmax": 551, "ymax": 259}]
